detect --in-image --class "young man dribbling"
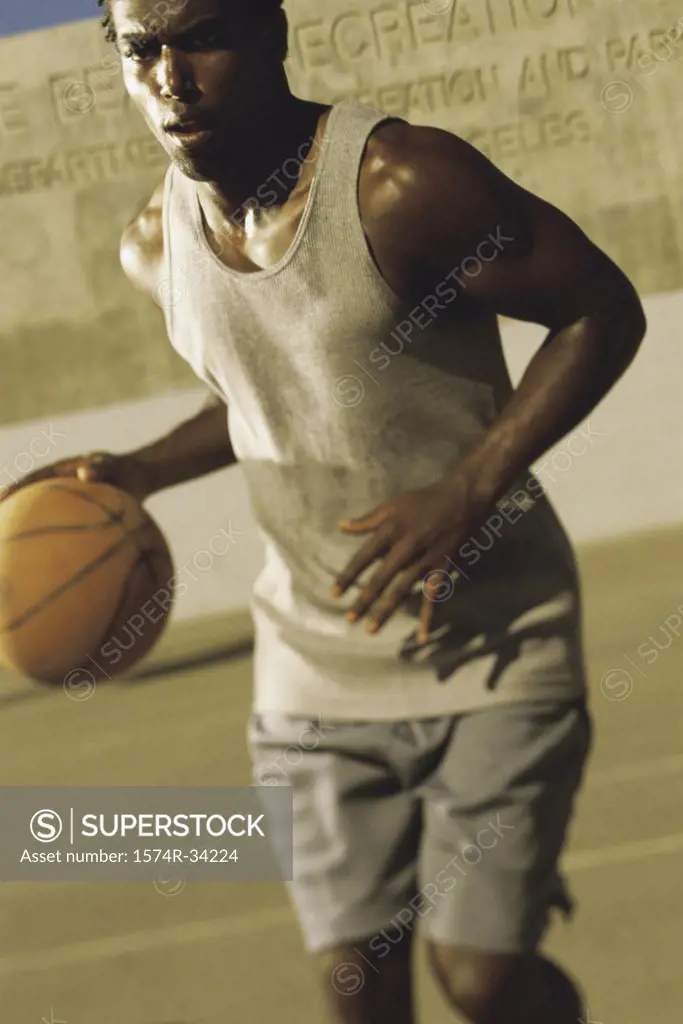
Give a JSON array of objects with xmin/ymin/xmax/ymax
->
[{"xmin": 6, "ymin": 1, "xmax": 647, "ymax": 1020}]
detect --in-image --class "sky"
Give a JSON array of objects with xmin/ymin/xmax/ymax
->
[{"xmin": 0, "ymin": 0, "xmax": 97, "ymax": 38}]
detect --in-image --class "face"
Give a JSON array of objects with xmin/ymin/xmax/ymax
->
[{"xmin": 111, "ymin": 0, "xmax": 284, "ymax": 179}]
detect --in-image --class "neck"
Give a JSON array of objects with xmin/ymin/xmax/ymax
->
[{"xmin": 197, "ymin": 93, "xmax": 329, "ymax": 238}]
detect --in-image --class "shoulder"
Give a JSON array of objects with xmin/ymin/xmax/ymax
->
[
  {"xmin": 359, "ymin": 120, "xmax": 531, "ymax": 260},
  {"xmin": 362, "ymin": 120, "xmax": 485, "ymax": 183},
  {"xmin": 120, "ymin": 173, "xmax": 168, "ymax": 298}
]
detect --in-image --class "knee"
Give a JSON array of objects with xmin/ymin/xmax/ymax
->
[
  {"xmin": 320, "ymin": 943, "xmax": 369, "ymax": 1000},
  {"xmin": 321, "ymin": 930, "xmax": 413, "ymax": 984},
  {"xmin": 426, "ymin": 940, "xmax": 518, "ymax": 1021},
  {"xmin": 320, "ymin": 933, "xmax": 413, "ymax": 1012}
]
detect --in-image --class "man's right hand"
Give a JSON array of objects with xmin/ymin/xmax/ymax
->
[{"xmin": 0, "ymin": 452, "xmax": 156, "ymax": 505}]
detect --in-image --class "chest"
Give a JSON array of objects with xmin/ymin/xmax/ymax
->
[
  {"xmin": 202, "ymin": 191, "xmax": 309, "ymax": 274},
  {"xmin": 200, "ymin": 184, "xmax": 436, "ymax": 305}
]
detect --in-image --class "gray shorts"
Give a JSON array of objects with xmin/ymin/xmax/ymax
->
[{"xmin": 247, "ymin": 697, "xmax": 592, "ymax": 955}]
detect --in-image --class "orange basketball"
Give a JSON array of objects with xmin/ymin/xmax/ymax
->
[{"xmin": 0, "ymin": 479, "xmax": 175, "ymax": 685}]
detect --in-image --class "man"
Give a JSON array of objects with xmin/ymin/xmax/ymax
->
[{"xmin": 5, "ymin": 1, "xmax": 646, "ymax": 1021}]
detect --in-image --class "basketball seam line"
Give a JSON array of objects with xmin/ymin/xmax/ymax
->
[
  {"xmin": 47, "ymin": 483, "xmax": 126, "ymax": 522},
  {"xmin": 83, "ymin": 548, "xmax": 168, "ymax": 676},
  {"xmin": 2, "ymin": 483, "xmax": 128, "ymax": 543},
  {"xmin": 4, "ymin": 523, "xmax": 126, "ymax": 542},
  {"xmin": 1, "ymin": 532, "xmax": 144, "ymax": 635}
]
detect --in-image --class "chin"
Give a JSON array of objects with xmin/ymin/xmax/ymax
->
[
  {"xmin": 168, "ymin": 149, "xmax": 221, "ymax": 182},
  {"xmin": 164, "ymin": 135, "xmax": 224, "ymax": 179}
]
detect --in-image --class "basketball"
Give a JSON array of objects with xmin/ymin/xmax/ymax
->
[{"xmin": 0, "ymin": 479, "xmax": 175, "ymax": 685}]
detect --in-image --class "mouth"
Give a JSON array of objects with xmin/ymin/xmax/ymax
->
[{"xmin": 163, "ymin": 121, "xmax": 215, "ymax": 150}]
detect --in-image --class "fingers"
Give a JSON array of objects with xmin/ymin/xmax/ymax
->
[
  {"xmin": 76, "ymin": 459, "xmax": 99, "ymax": 482},
  {"xmin": 418, "ymin": 557, "xmax": 461, "ymax": 642},
  {"xmin": 338, "ymin": 503, "xmax": 390, "ymax": 533},
  {"xmin": 332, "ymin": 528, "xmax": 393, "ymax": 596},
  {"xmin": 359, "ymin": 567, "xmax": 425, "ymax": 633},
  {"xmin": 1, "ymin": 466, "xmax": 50, "ymax": 501},
  {"xmin": 1, "ymin": 452, "xmax": 115, "ymax": 502},
  {"xmin": 345, "ymin": 541, "xmax": 425, "ymax": 621},
  {"xmin": 418, "ymin": 593, "xmax": 435, "ymax": 645},
  {"xmin": 76, "ymin": 452, "xmax": 113, "ymax": 483}
]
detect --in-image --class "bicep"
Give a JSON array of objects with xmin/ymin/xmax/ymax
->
[
  {"xmin": 408, "ymin": 134, "xmax": 642, "ymax": 330},
  {"xmin": 458, "ymin": 184, "xmax": 636, "ymax": 328}
]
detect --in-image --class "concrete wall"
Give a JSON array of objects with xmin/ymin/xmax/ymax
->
[{"xmin": 2, "ymin": 1, "xmax": 683, "ymax": 424}]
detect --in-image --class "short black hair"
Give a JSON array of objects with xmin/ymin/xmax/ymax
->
[
  {"xmin": 96, "ymin": 0, "xmax": 115, "ymax": 43},
  {"xmin": 96, "ymin": 1, "xmax": 285, "ymax": 44}
]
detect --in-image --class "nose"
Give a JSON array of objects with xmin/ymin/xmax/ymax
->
[{"xmin": 156, "ymin": 44, "xmax": 198, "ymax": 102}]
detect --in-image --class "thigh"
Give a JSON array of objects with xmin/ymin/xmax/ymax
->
[
  {"xmin": 247, "ymin": 712, "xmax": 423, "ymax": 954},
  {"xmin": 417, "ymin": 697, "xmax": 592, "ymax": 953}
]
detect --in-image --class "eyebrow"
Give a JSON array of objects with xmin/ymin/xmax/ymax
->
[{"xmin": 117, "ymin": 15, "xmax": 225, "ymax": 45}]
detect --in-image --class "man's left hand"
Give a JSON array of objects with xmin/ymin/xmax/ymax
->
[{"xmin": 331, "ymin": 476, "xmax": 489, "ymax": 644}]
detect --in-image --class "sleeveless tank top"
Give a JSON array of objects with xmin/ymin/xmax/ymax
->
[{"xmin": 161, "ymin": 98, "xmax": 586, "ymax": 720}]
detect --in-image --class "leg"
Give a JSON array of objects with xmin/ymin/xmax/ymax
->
[
  {"xmin": 247, "ymin": 712, "xmax": 423, "ymax": 1024},
  {"xmin": 320, "ymin": 931, "xmax": 415, "ymax": 1024},
  {"xmin": 426, "ymin": 943, "xmax": 583, "ymax": 1023},
  {"xmin": 417, "ymin": 696, "xmax": 593, "ymax": 1023}
]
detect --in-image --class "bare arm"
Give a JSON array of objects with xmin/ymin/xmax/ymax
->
[
  {"xmin": 132, "ymin": 399, "xmax": 237, "ymax": 494},
  {"xmin": 121, "ymin": 178, "xmax": 236, "ymax": 492},
  {"xmin": 327, "ymin": 128, "xmax": 647, "ymax": 637},
  {"xmin": 362, "ymin": 124, "xmax": 646, "ymax": 505}
]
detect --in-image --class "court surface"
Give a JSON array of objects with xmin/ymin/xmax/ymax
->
[{"xmin": 1, "ymin": 525, "xmax": 682, "ymax": 1024}]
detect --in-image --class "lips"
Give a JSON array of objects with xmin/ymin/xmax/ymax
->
[
  {"xmin": 164, "ymin": 120, "xmax": 212, "ymax": 134},
  {"xmin": 163, "ymin": 120, "xmax": 215, "ymax": 151}
]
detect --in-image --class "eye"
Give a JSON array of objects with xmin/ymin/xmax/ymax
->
[
  {"xmin": 191, "ymin": 28, "xmax": 216, "ymax": 46},
  {"xmin": 185, "ymin": 25, "xmax": 232, "ymax": 51},
  {"xmin": 122, "ymin": 39, "xmax": 158, "ymax": 62}
]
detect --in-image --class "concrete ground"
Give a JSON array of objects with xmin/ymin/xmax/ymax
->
[{"xmin": 1, "ymin": 525, "xmax": 682, "ymax": 1024}]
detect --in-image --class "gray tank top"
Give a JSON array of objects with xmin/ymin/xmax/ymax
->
[{"xmin": 161, "ymin": 98, "xmax": 586, "ymax": 720}]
